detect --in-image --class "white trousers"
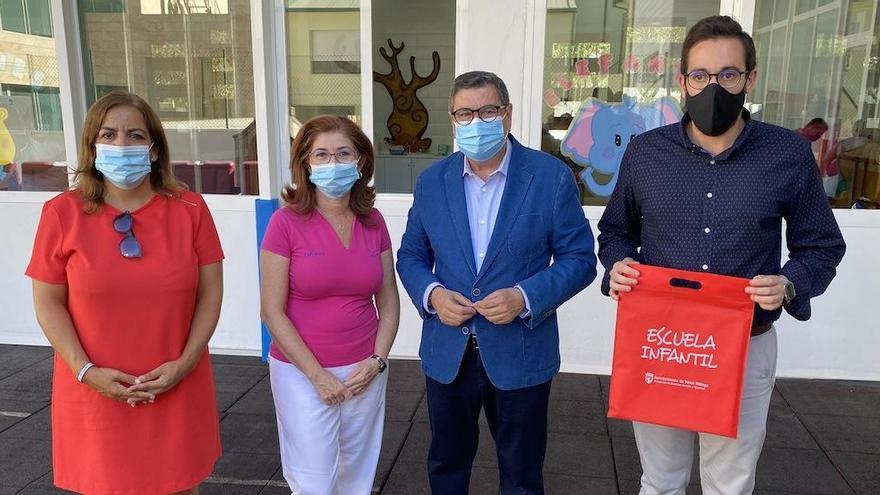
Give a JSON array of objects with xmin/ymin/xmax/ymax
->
[
  {"xmin": 269, "ymin": 356, "xmax": 387, "ymax": 495},
  {"xmin": 633, "ymin": 328, "xmax": 778, "ymax": 495}
]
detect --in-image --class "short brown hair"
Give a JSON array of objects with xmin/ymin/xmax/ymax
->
[
  {"xmin": 681, "ymin": 16, "xmax": 756, "ymax": 74},
  {"xmin": 807, "ymin": 117, "xmax": 829, "ymax": 129},
  {"xmin": 282, "ymin": 115, "xmax": 376, "ymax": 221},
  {"xmin": 73, "ymin": 91, "xmax": 182, "ymax": 213}
]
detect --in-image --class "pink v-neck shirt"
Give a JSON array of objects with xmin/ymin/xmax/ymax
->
[{"xmin": 262, "ymin": 207, "xmax": 392, "ymax": 367}]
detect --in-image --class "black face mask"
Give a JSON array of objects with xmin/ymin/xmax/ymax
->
[{"xmin": 685, "ymin": 83, "xmax": 745, "ymax": 136}]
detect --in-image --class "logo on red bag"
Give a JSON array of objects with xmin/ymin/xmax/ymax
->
[{"xmin": 644, "ymin": 372, "xmax": 655, "ymax": 384}]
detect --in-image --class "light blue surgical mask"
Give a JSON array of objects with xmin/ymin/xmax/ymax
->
[
  {"xmin": 455, "ymin": 119, "xmax": 507, "ymax": 162},
  {"xmin": 309, "ymin": 162, "xmax": 361, "ymax": 198},
  {"xmin": 94, "ymin": 144, "xmax": 153, "ymax": 189}
]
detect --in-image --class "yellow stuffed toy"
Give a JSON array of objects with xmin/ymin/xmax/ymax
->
[{"xmin": 0, "ymin": 107, "xmax": 17, "ymax": 183}]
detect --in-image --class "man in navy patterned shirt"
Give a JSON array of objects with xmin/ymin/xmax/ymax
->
[{"xmin": 597, "ymin": 16, "xmax": 846, "ymax": 495}]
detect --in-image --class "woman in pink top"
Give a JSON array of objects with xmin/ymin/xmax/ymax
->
[{"xmin": 260, "ymin": 115, "xmax": 400, "ymax": 494}]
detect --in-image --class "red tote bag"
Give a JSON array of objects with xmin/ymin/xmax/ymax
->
[{"xmin": 607, "ymin": 264, "xmax": 755, "ymax": 438}]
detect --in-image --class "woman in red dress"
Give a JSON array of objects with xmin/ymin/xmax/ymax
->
[{"xmin": 26, "ymin": 91, "xmax": 223, "ymax": 494}]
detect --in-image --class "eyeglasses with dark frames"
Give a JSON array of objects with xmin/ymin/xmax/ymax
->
[
  {"xmin": 113, "ymin": 211, "xmax": 142, "ymax": 259},
  {"xmin": 685, "ymin": 69, "xmax": 749, "ymax": 91},
  {"xmin": 450, "ymin": 104, "xmax": 508, "ymax": 125}
]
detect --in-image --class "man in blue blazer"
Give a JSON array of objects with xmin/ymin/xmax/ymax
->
[{"xmin": 396, "ymin": 71, "xmax": 598, "ymax": 494}]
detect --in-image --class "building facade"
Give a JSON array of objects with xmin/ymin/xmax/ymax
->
[{"xmin": 1, "ymin": 0, "xmax": 878, "ymax": 380}]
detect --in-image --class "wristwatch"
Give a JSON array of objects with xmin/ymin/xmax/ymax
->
[
  {"xmin": 371, "ymin": 354, "xmax": 388, "ymax": 373},
  {"xmin": 783, "ymin": 280, "xmax": 796, "ymax": 304}
]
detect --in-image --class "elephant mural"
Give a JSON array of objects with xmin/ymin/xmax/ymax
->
[{"xmin": 560, "ymin": 96, "xmax": 681, "ymax": 197}]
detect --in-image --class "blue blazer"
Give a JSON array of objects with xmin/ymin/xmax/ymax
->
[{"xmin": 396, "ymin": 136, "xmax": 597, "ymax": 390}]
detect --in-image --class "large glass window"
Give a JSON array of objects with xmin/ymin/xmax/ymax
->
[
  {"xmin": 3, "ymin": 84, "xmax": 61, "ymax": 131},
  {"xmin": 752, "ymin": 0, "xmax": 880, "ymax": 208},
  {"xmin": 286, "ymin": 0, "xmax": 362, "ymax": 133},
  {"xmin": 79, "ymin": 0, "xmax": 126, "ymax": 13},
  {"xmin": 0, "ymin": 3, "xmax": 66, "ymax": 192},
  {"xmin": 0, "ymin": 0, "xmax": 52, "ymax": 36},
  {"xmin": 24, "ymin": 0, "xmax": 51, "ymax": 36},
  {"xmin": 541, "ymin": 0, "xmax": 721, "ymax": 205},
  {"xmin": 78, "ymin": 0, "xmax": 259, "ymax": 195},
  {"xmin": 0, "ymin": 0, "xmax": 27, "ymax": 33},
  {"xmin": 371, "ymin": 0, "xmax": 455, "ymax": 193},
  {"xmin": 285, "ymin": 0, "xmax": 455, "ymax": 194}
]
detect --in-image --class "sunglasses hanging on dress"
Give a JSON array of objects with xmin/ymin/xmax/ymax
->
[{"xmin": 113, "ymin": 211, "xmax": 142, "ymax": 259}]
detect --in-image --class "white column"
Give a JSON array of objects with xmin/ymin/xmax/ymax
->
[
  {"xmin": 453, "ymin": 0, "xmax": 535, "ymax": 143},
  {"xmin": 523, "ymin": 0, "xmax": 547, "ymax": 149},
  {"xmin": 454, "ymin": 0, "xmax": 470, "ymax": 78},
  {"xmin": 250, "ymin": 0, "xmax": 291, "ymax": 199},
  {"xmin": 360, "ymin": 0, "xmax": 374, "ymax": 145},
  {"xmin": 721, "ymin": 0, "xmax": 756, "ymax": 34},
  {"xmin": 51, "ymin": 0, "xmax": 89, "ymax": 181}
]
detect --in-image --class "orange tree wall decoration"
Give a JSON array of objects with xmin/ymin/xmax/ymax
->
[{"xmin": 373, "ymin": 39, "xmax": 440, "ymax": 153}]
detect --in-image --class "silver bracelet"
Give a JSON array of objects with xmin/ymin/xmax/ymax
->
[{"xmin": 76, "ymin": 362, "xmax": 95, "ymax": 383}]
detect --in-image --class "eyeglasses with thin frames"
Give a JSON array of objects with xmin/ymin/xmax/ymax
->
[
  {"xmin": 113, "ymin": 211, "xmax": 142, "ymax": 259},
  {"xmin": 309, "ymin": 148, "xmax": 360, "ymax": 165},
  {"xmin": 685, "ymin": 69, "xmax": 749, "ymax": 91}
]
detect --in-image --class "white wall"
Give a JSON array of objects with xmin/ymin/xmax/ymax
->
[
  {"xmin": 0, "ymin": 194, "xmax": 262, "ymax": 355},
  {"xmin": 1, "ymin": 192, "xmax": 877, "ymax": 380}
]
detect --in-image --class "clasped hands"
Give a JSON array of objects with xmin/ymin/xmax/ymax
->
[
  {"xmin": 429, "ymin": 286, "xmax": 525, "ymax": 327},
  {"xmin": 308, "ymin": 356, "xmax": 382, "ymax": 406},
  {"xmin": 80, "ymin": 359, "xmax": 192, "ymax": 407}
]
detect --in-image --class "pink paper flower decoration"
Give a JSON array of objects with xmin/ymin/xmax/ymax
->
[
  {"xmin": 599, "ymin": 53, "xmax": 614, "ymax": 74},
  {"xmin": 575, "ymin": 59, "xmax": 591, "ymax": 78},
  {"xmin": 648, "ymin": 54, "xmax": 666, "ymax": 75},
  {"xmin": 558, "ymin": 73, "xmax": 573, "ymax": 90},
  {"xmin": 623, "ymin": 53, "xmax": 640, "ymax": 73}
]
